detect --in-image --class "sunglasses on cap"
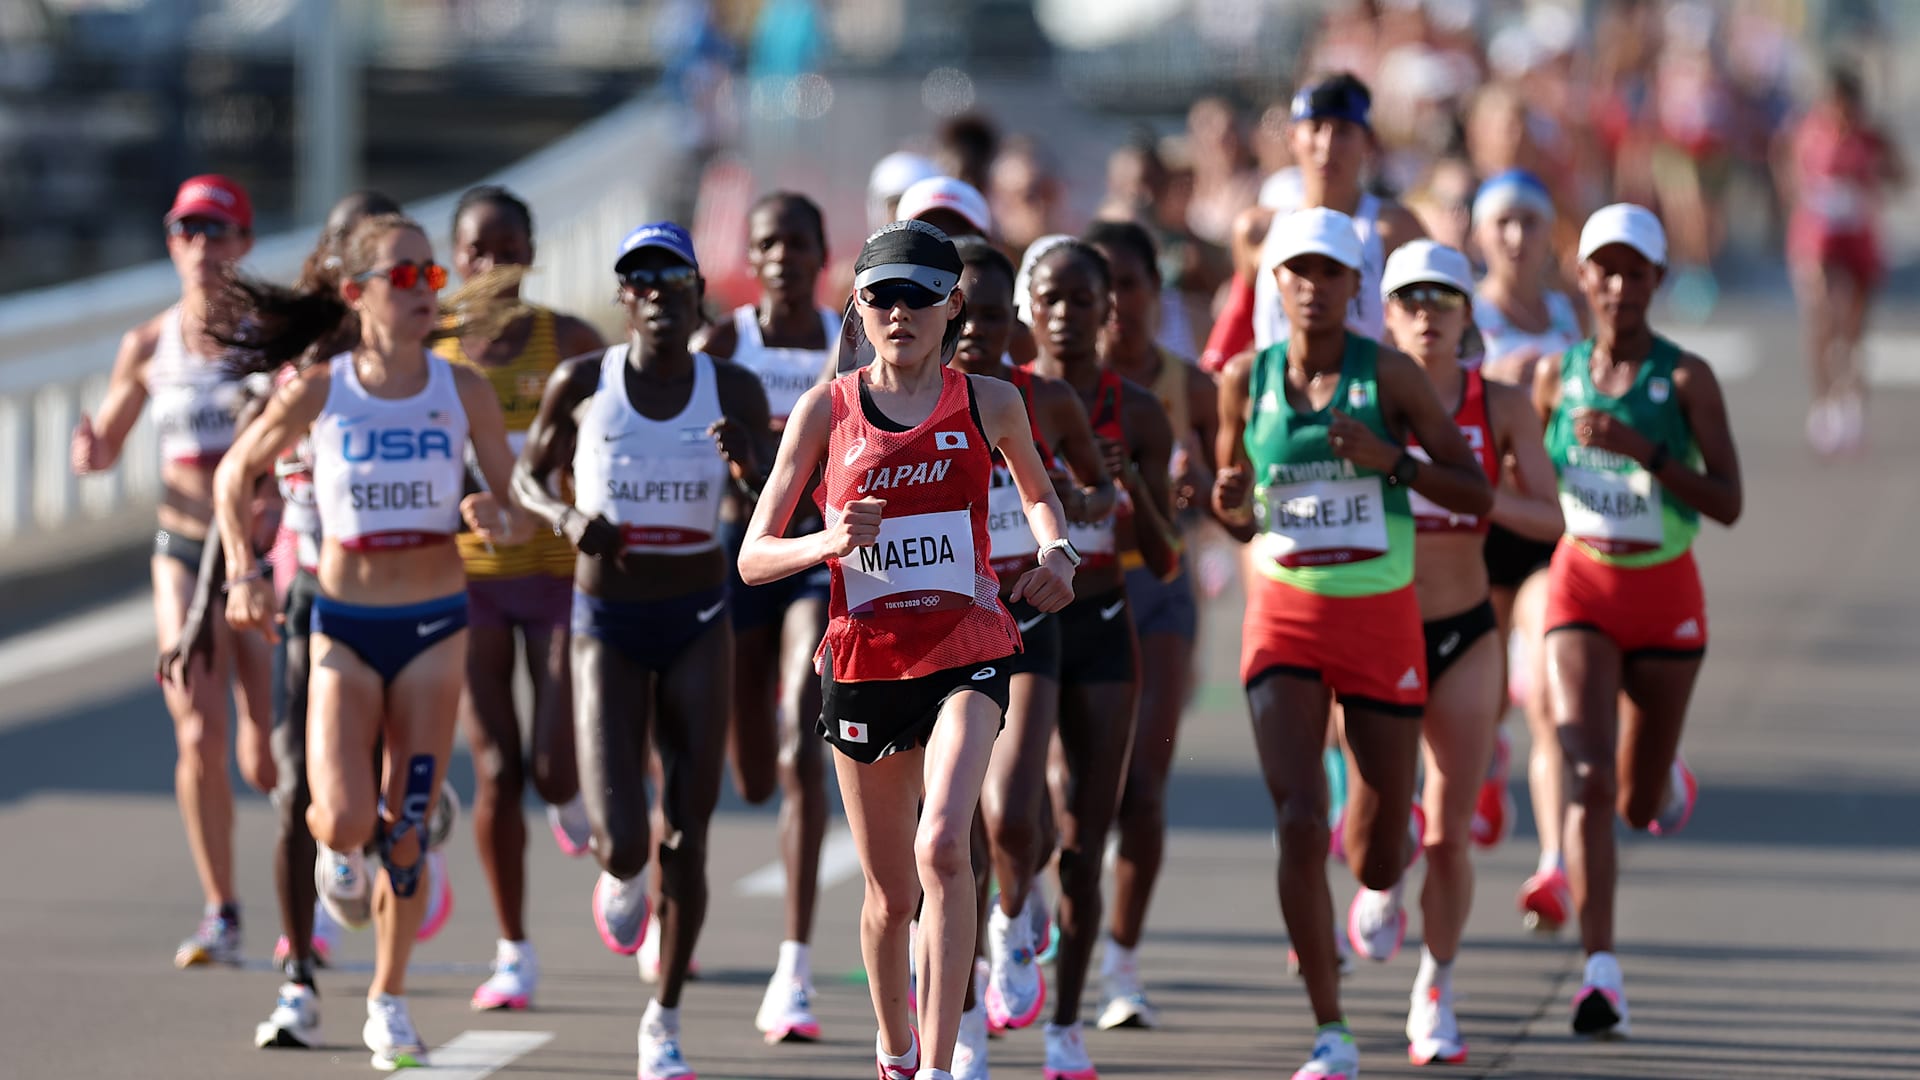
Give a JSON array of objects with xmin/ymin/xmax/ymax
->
[
  {"xmin": 619, "ymin": 265, "xmax": 700, "ymax": 292},
  {"xmin": 168, "ymin": 218, "xmax": 243, "ymax": 242},
  {"xmin": 1389, "ymin": 285, "xmax": 1466, "ymax": 311},
  {"xmin": 354, "ymin": 261, "xmax": 448, "ymax": 291},
  {"xmin": 857, "ymin": 280, "xmax": 949, "ymax": 311}
]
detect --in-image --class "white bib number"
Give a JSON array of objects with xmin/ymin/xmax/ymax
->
[
  {"xmin": 1559, "ymin": 466, "xmax": 1663, "ymax": 553},
  {"xmin": 1255, "ymin": 475, "xmax": 1390, "ymax": 567},
  {"xmin": 985, "ymin": 479, "xmax": 1039, "ymax": 566},
  {"xmin": 1807, "ymin": 180, "xmax": 1867, "ymax": 227},
  {"xmin": 842, "ymin": 508, "xmax": 976, "ymax": 616}
]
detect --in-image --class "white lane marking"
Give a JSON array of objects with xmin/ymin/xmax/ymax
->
[
  {"xmin": 0, "ymin": 593, "xmax": 152, "ymax": 689},
  {"xmin": 737, "ymin": 827, "xmax": 861, "ymax": 897},
  {"xmin": 422, "ymin": 1030, "xmax": 554, "ymax": 1078}
]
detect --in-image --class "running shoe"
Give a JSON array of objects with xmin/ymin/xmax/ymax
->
[
  {"xmin": 254, "ymin": 982, "xmax": 320, "ymax": 1049},
  {"xmin": 1648, "ymin": 756, "xmax": 1697, "ymax": 837},
  {"xmin": 1471, "ymin": 729, "xmax": 1512, "ymax": 849},
  {"xmin": 1096, "ymin": 943, "xmax": 1157, "ymax": 1030},
  {"xmin": 472, "ymin": 939, "xmax": 538, "ymax": 1011},
  {"xmin": 1407, "ymin": 984, "xmax": 1467, "ymax": 1065},
  {"xmin": 548, "ymin": 793, "xmax": 592, "ymax": 857},
  {"xmin": 592, "ymin": 870, "xmax": 649, "ymax": 956},
  {"xmin": 364, "ymin": 993, "xmax": 428, "ymax": 1071},
  {"xmin": 317, "ymin": 845, "xmax": 373, "ymax": 931},
  {"xmin": 175, "ymin": 910, "xmax": 242, "ymax": 968},
  {"xmin": 1291, "ymin": 1025, "xmax": 1358, "ymax": 1079},
  {"xmin": 1516, "ymin": 867, "xmax": 1571, "ymax": 934},
  {"xmin": 755, "ymin": 971, "xmax": 821, "ymax": 1043},
  {"xmin": 427, "ymin": 779, "xmax": 460, "ymax": 851},
  {"xmin": 414, "ymin": 850, "xmax": 453, "ymax": 942},
  {"xmin": 1042, "ymin": 1022, "xmax": 1098, "ymax": 1080},
  {"xmin": 954, "ymin": 997, "xmax": 990, "ymax": 1080},
  {"xmin": 1347, "ymin": 882, "xmax": 1408, "ymax": 963},
  {"xmin": 1027, "ymin": 877, "xmax": 1059, "ymax": 964},
  {"xmin": 636, "ymin": 909, "xmax": 702, "ymax": 982},
  {"xmin": 275, "ymin": 901, "xmax": 340, "ymax": 970},
  {"xmin": 876, "ymin": 1028, "xmax": 919, "ymax": 1080},
  {"xmin": 1571, "ymin": 952, "xmax": 1630, "ymax": 1039},
  {"xmin": 638, "ymin": 1018, "xmax": 696, "ymax": 1080},
  {"xmin": 985, "ymin": 900, "xmax": 1046, "ymax": 1032}
]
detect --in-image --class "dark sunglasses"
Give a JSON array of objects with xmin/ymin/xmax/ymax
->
[
  {"xmin": 619, "ymin": 265, "xmax": 700, "ymax": 292},
  {"xmin": 355, "ymin": 261, "xmax": 448, "ymax": 291},
  {"xmin": 857, "ymin": 280, "xmax": 948, "ymax": 311},
  {"xmin": 1390, "ymin": 285, "xmax": 1466, "ymax": 311},
  {"xmin": 168, "ymin": 218, "xmax": 242, "ymax": 242}
]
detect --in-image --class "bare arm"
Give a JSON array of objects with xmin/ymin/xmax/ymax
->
[
  {"xmin": 739, "ymin": 385, "xmax": 848, "ymax": 585},
  {"xmin": 511, "ymin": 354, "xmax": 619, "ymax": 560},
  {"xmin": 1035, "ymin": 377, "xmax": 1116, "ymax": 523},
  {"xmin": 690, "ymin": 316, "xmax": 738, "ymax": 360},
  {"xmin": 1659, "ymin": 355, "xmax": 1743, "ymax": 526},
  {"xmin": 710, "ymin": 361, "xmax": 776, "ymax": 498},
  {"xmin": 1119, "ymin": 382, "xmax": 1181, "ymax": 580},
  {"xmin": 452, "ymin": 365, "xmax": 531, "ymax": 545},
  {"xmin": 1368, "ymin": 348, "xmax": 1493, "ymax": 517},
  {"xmin": 1209, "ymin": 349, "xmax": 1257, "ymax": 542},
  {"xmin": 72, "ymin": 321, "xmax": 159, "ymax": 473},
  {"xmin": 1186, "ymin": 363, "xmax": 1221, "ymax": 476},
  {"xmin": 214, "ymin": 367, "xmax": 330, "ymax": 643},
  {"xmin": 554, "ymin": 314, "xmax": 609, "ymax": 360},
  {"xmin": 977, "ymin": 376, "xmax": 1075, "ymax": 611},
  {"xmin": 1485, "ymin": 381, "xmax": 1565, "ymax": 542}
]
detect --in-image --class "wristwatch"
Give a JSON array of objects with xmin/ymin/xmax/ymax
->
[
  {"xmin": 1038, "ymin": 538, "xmax": 1082, "ymax": 568},
  {"xmin": 1386, "ymin": 451, "xmax": 1420, "ymax": 488}
]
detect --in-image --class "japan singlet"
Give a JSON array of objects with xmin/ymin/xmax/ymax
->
[{"xmin": 1405, "ymin": 365, "xmax": 1499, "ymax": 534}]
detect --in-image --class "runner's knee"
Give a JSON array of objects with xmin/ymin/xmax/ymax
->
[
  {"xmin": 1275, "ymin": 795, "xmax": 1329, "ymax": 858},
  {"xmin": 308, "ymin": 800, "xmax": 376, "ymax": 853},
  {"xmin": 864, "ymin": 868, "xmax": 921, "ymax": 933},
  {"xmin": 916, "ymin": 816, "xmax": 972, "ymax": 886}
]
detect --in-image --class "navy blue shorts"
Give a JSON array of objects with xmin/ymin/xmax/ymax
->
[
  {"xmin": 722, "ymin": 518, "xmax": 830, "ymax": 631},
  {"xmin": 571, "ymin": 587, "xmax": 729, "ymax": 672},
  {"xmin": 310, "ymin": 592, "xmax": 469, "ymax": 685}
]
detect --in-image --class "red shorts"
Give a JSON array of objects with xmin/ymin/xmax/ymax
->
[
  {"xmin": 1788, "ymin": 217, "xmax": 1882, "ymax": 289},
  {"xmin": 1241, "ymin": 580, "xmax": 1426, "ymax": 716},
  {"xmin": 1544, "ymin": 541, "xmax": 1707, "ymax": 657}
]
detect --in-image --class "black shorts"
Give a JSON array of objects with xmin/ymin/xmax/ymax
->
[
  {"xmin": 818, "ymin": 646, "xmax": 1012, "ymax": 765},
  {"xmin": 1484, "ymin": 524, "xmax": 1555, "ymax": 591},
  {"xmin": 1423, "ymin": 599, "xmax": 1498, "ymax": 686},
  {"xmin": 1056, "ymin": 587, "xmax": 1138, "ymax": 686},
  {"xmin": 153, "ymin": 529, "xmax": 204, "ymax": 571},
  {"xmin": 1004, "ymin": 599, "xmax": 1062, "ymax": 679}
]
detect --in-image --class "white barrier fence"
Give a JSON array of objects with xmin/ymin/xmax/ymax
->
[{"xmin": 0, "ymin": 92, "xmax": 683, "ymax": 547}]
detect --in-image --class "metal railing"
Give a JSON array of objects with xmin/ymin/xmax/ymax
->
[{"xmin": 0, "ymin": 92, "xmax": 684, "ymax": 550}]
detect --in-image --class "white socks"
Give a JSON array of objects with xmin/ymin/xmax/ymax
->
[
  {"xmin": 1102, "ymin": 938, "xmax": 1137, "ymax": 977},
  {"xmin": 1415, "ymin": 947, "xmax": 1453, "ymax": 994},
  {"xmin": 1537, "ymin": 849, "xmax": 1565, "ymax": 876},
  {"xmin": 877, "ymin": 1028, "xmax": 918, "ymax": 1067},
  {"xmin": 642, "ymin": 999, "xmax": 678, "ymax": 1032},
  {"xmin": 777, "ymin": 940, "xmax": 810, "ymax": 981}
]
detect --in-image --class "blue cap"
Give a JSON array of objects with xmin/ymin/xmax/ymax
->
[
  {"xmin": 615, "ymin": 221, "xmax": 698, "ymax": 272},
  {"xmin": 1290, "ymin": 74, "xmax": 1372, "ymax": 130},
  {"xmin": 1472, "ymin": 170, "xmax": 1555, "ymax": 226}
]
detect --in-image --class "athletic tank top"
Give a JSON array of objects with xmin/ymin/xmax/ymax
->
[
  {"xmin": 434, "ymin": 308, "xmax": 576, "ymax": 578},
  {"xmin": 1252, "ymin": 194, "xmax": 1386, "ymax": 349},
  {"xmin": 815, "ymin": 366, "xmax": 1018, "ymax": 682},
  {"xmin": 1243, "ymin": 334, "xmax": 1412, "ymax": 597},
  {"xmin": 311, "ymin": 353, "xmax": 469, "ymax": 552},
  {"xmin": 984, "ymin": 366, "xmax": 1054, "ymax": 576},
  {"xmin": 572, "ymin": 347, "xmax": 729, "ymax": 556},
  {"xmin": 1545, "ymin": 337, "xmax": 1699, "ymax": 569},
  {"xmin": 272, "ymin": 365, "xmax": 322, "ymax": 571},
  {"xmin": 1049, "ymin": 366, "xmax": 1126, "ymax": 570},
  {"xmin": 1406, "ymin": 365, "xmax": 1499, "ymax": 535},
  {"xmin": 1473, "ymin": 290, "xmax": 1581, "ymax": 368},
  {"xmin": 147, "ymin": 306, "xmax": 244, "ymax": 466},
  {"xmin": 730, "ymin": 304, "xmax": 840, "ymax": 423},
  {"xmin": 1792, "ymin": 110, "xmax": 1888, "ymax": 232}
]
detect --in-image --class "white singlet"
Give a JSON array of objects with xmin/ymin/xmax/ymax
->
[
  {"xmin": 147, "ymin": 306, "xmax": 244, "ymax": 465},
  {"xmin": 311, "ymin": 353, "xmax": 470, "ymax": 551},
  {"xmin": 728, "ymin": 303, "xmax": 840, "ymax": 423},
  {"xmin": 571, "ymin": 346, "xmax": 729, "ymax": 555},
  {"xmin": 1473, "ymin": 290, "xmax": 1581, "ymax": 367},
  {"xmin": 1253, "ymin": 194, "xmax": 1386, "ymax": 348}
]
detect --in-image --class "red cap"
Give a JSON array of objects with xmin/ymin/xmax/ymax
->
[{"xmin": 166, "ymin": 175, "xmax": 252, "ymax": 231}]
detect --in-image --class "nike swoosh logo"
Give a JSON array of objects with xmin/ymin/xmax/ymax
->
[
  {"xmin": 695, "ymin": 599, "xmax": 726, "ymax": 623},
  {"xmin": 416, "ymin": 617, "xmax": 454, "ymax": 637},
  {"xmin": 1439, "ymin": 631, "xmax": 1462, "ymax": 657},
  {"xmin": 1016, "ymin": 614, "xmax": 1045, "ymax": 633},
  {"xmin": 1099, "ymin": 601, "xmax": 1125, "ymax": 622},
  {"xmin": 603, "ymin": 433, "xmax": 627, "ymax": 443}
]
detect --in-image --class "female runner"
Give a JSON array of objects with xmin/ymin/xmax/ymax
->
[
  {"xmin": 74, "ymin": 174, "xmax": 276, "ymax": 967},
  {"xmin": 740, "ymin": 220, "xmax": 1075, "ymax": 1080},
  {"xmin": 214, "ymin": 212, "xmax": 528, "ymax": 1070},
  {"xmin": 691, "ymin": 191, "xmax": 842, "ymax": 1041},
  {"xmin": 1348, "ymin": 241, "xmax": 1562, "ymax": 1065},
  {"xmin": 1535, "ymin": 204, "xmax": 1742, "ymax": 1037},
  {"xmin": 1212, "ymin": 208, "xmax": 1491, "ymax": 1080},
  {"xmin": 513, "ymin": 222, "xmax": 770, "ymax": 1079},
  {"xmin": 1025, "ymin": 238, "xmax": 1180, "ymax": 1080},
  {"xmin": 435, "ymin": 184, "xmax": 606, "ymax": 1012}
]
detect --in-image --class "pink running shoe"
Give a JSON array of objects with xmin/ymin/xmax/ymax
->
[
  {"xmin": 1647, "ymin": 756, "xmax": 1697, "ymax": 837},
  {"xmin": 1471, "ymin": 729, "xmax": 1512, "ymax": 849},
  {"xmin": 1516, "ymin": 868, "xmax": 1571, "ymax": 934},
  {"xmin": 875, "ymin": 1029, "xmax": 918, "ymax": 1080},
  {"xmin": 414, "ymin": 851, "xmax": 454, "ymax": 942},
  {"xmin": 592, "ymin": 870, "xmax": 650, "ymax": 956}
]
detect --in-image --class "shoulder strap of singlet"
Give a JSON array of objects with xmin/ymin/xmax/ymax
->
[
  {"xmin": 1006, "ymin": 366, "xmax": 1049, "ymax": 450},
  {"xmin": 958, "ymin": 368, "xmax": 988, "ymax": 442},
  {"xmin": 733, "ymin": 304, "xmax": 762, "ymax": 349}
]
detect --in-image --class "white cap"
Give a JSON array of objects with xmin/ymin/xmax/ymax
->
[
  {"xmin": 1578, "ymin": 203, "xmax": 1667, "ymax": 267},
  {"xmin": 1267, "ymin": 207, "xmax": 1363, "ymax": 271},
  {"xmin": 896, "ymin": 176, "xmax": 993, "ymax": 235},
  {"xmin": 1381, "ymin": 239, "xmax": 1475, "ymax": 299},
  {"xmin": 867, "ymin": 151, "xmax": 940, "ymax": 228}
]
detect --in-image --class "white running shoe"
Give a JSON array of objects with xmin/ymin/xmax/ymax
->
[
  {"xmin": 1042, "ymin": 1022, "xmax": 1098, "ymax": 1080},
  {"xmin": 1407, "ymin": 984, "xmax": 1467, "ymax": 1065},
  {"xmin": 1291, "ymin": 1026, "xmax": 1359, "ymax": 1079},
  {"xmin": 363, "ymin": 994, "xmax": 427, "ymax": 1071},
  {"xmin": 547, "ymin": 793, "xmax": 592, "ymax": 857},
  {"xmin": 1095, "ymin": 943, "xmax": 1157, "ymax": 1030},
  {"xmin": 1347, "ymin": 882, "xmax": 1407, "ymax": 962},
  {"xmin": 1027, "ymin": 876, "xmax": 1056, "ymax": 962},
  {"xmin": 593, "ymin": 870, "xmax": 648, "ymax": 956},
  {"xmin": 316, "ymin": 846, "xmax": 372, "ymax": 931},
  {"xmin": 986, "ymin": 900, "xmax": 1046, "ymax": 1032},
  {"xmin": 638, "ymin": 1018, "xmax": 696, "ymax": 1079},
  {"xmin": 1571, "ymin": 952, "xmax": 1631, "ymax": 1039},
  {"xmin": 472, "ymin": 939, "xmax": 538, "ymax": 1011},
  {"xmin": 953, "ymin": 997, "xmax": 991, "ymax": 1080},
  {"xmin": 755, "ymin": 970, "xmax": 821, "ymax": 1043},
  {"xmin": 254, "ymin": 982, "xmax": 320, "ymax": 1049},
  {"xmin": 175, "ymin": 910, "xmax": 241, "ymax": 968}
]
